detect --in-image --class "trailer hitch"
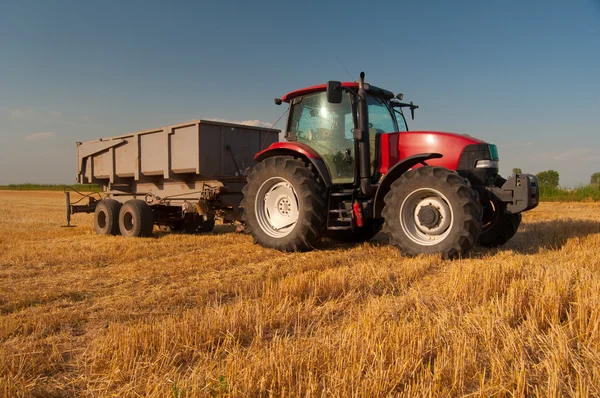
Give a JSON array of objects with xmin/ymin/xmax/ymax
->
[{"xmin": 62, "ymin": 187, "xmax": 100, "ymax": 227}]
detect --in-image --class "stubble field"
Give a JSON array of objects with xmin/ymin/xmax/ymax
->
[{"xmin": 0, "ymin": 190, "xmax": 599, "ymax": 397}]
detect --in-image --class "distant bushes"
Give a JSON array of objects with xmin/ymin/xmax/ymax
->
[
  {"xmin": 531, "ymin": 169, "xmax": 600, "ymax": 201},
  {"xmin": 538, "ymin": 184, "xmax": 600, "ymax": 202}
]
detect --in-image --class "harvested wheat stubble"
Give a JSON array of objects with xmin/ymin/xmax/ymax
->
[{"xmin": 0, "ymin": 191, "xmax": 599, "ymax": 397}]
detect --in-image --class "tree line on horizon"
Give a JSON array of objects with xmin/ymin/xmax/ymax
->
[
  {"xmin": 511, "ymin": 168, "xmax": 600, "ymax": 189},
  {"xmin": 509, "ymin": 168, "xmax": 600, "ymax": 201}
]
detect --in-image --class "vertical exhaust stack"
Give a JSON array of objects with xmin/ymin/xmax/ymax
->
[{"xmin": 357, "ymin": 72, "xmax": 374, "ymax": 195}]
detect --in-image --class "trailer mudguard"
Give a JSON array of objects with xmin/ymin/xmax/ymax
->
[
  {"xmin": 373, "ymin": 152, "xmax": 443, "ymax": 217},
  {"xmin": 254, "ymin": 142, "xmax": 333, "ymax": 187}
]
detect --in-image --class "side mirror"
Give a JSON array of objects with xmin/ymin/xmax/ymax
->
[{"xmin": 326, "ymin": 81, "xmax": 343, "ymax": 104}]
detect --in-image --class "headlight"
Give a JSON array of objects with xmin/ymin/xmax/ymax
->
[{"xmin": 475, "ymin": 159, "xmax": 499, "ymax": 169}]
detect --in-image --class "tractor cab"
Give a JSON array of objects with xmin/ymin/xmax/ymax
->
[{"xmin": 279, "ymin": 81, "xmax": 410, "ymax": 186}]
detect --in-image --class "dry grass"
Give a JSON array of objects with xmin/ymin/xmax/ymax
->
[{"xmin": 1, "ymin": 191, "xmax": 599, "ymax": 397}]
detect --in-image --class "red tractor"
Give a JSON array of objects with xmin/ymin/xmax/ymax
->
[{"xmin": 241, "ymin": 72, "xmax": 539, "ymax": 258}]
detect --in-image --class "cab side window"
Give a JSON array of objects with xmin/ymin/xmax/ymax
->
[
  {"xmin": 288, "ymin": 91, "xmax": 355, "ymax": 184},
  {"xmin": 367, "ymin": 95, "xmax": 397, "ymax": 133}
]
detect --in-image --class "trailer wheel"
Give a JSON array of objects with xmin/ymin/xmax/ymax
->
[
  {"xmin": 327, "ymin": 219, "xmax": 383, "ymax": 243},
  {"xmin": 184, "ymin": 217, "xmax": 216, "ymax": 234},
  {"xmin": 382, "ymin": 166, "xmax": 482, "ymax": 259},
  {"xmin": 169, "ymin": 220, "xmax": 185, "ymax": 232},
  {"xmin": 197, "ymin": 218, "xmax": 215, "ymax": 233},
  {"xmin": 94, "ymin": 199, "xmax": 122, "ymax": 235},
  {"xmin": 119, "ymin": 200, "xmax": 155, "ymax": 237},
  {"xmin": 241, "ymin": 156, "xmax": 327, "ymax": 251},
  {"xmin": 478, "ymin": 177, "xmax": 522, "ymax": 247}
]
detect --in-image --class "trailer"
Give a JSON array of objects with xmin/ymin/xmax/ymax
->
[{"xmin": 67, "ymin": 119, "xmax": 279, "ymax": 236}]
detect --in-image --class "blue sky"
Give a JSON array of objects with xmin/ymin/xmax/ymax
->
[{"xmin": 0, "ymin": 0, "xmax": 599, "ymax": 186}]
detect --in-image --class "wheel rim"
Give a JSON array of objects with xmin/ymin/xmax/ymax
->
[
  {"xmin": 123, "ymin": 211, "xmax": 135, "ymax": 233},
  {"xmin": 481, "ymin": 199, "xmax": 499, "ymax": 232},
  {"xmin": 255, "ymin": 177, "xmax": 299, "ymax": 238},
  {"xmin": 97, "ymin": 210, "xmax": 107, "ymax": 230},
  {"xmin": 400, "ymin": 188, "xmax": 453, "ymax": 246}
]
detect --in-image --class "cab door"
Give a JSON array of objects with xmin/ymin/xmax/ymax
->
[{"xmin": 288, "ymin": 91, "xmax": 355, "ymax": 184}]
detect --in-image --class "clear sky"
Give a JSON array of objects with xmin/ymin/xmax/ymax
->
[{"xmin": 0, "ymin": 0, "xmax": 599, "ymax": 186}]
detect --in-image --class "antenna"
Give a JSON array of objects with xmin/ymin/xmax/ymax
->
[
  {"xmin": 332, "ymin": 52, "xmax": 356, "ymax": 82},
  {"xmin": 260, "ymin": 107, "xmax": 289, "ymax": 149}
]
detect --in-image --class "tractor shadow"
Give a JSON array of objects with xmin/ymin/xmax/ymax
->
[
  {"xmin": 472, "ymin": 219, "xmax": 600, "ymax": 256},
  {"xmin": 317, "ymin": 219, "xmax": 600, "ymax": 257},
  {"xmin": 317, "ymin": 233, "xmax": 389, "ymax": 251},
  {"xmin": 154, "ymin": 224, "xmax": 238, "ymax": 237},
  {"xmin": 212, "ymin": 224, "xmax": 238, "ymax": 234}
]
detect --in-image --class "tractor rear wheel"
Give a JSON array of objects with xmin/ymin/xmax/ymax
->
[
  {"xmin": 478, "ymin": 177, "xmax": 522, "ymax": 247},
  {"xmin": 119, "ymin": 200, "xmax": 155, "ymax": 237},
  {"xmin": 241, "ymin": 156, "xmax": 327, "ymax": 251},
  {"xmin": 94, "ymin": 199, "xmax": 122, "ymax": 235},
  {"xmin": 327, "ymin": 219, "xmax": 383, "ymax": 243},
  {"xmin": 382, "ymin": 166, "xmax": 482, "ymax": 259}
]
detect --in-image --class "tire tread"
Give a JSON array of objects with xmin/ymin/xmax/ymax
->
[{"xmin": 382, "ymin": 166, "xmax": 482, "ymax": 259}]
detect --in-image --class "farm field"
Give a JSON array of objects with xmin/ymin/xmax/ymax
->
[{"xmin": 1, "ymin": 191, "xmax": 599, "ymax": 397}]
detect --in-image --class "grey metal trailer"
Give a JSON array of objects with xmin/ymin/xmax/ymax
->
[{"xmin": 67, "ymin": 119, "xmax": 279, "ymax": 236}]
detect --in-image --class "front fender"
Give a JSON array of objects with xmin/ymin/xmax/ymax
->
[{"xmin": 373, "ymin": 153, "xmax": 443, "ymax": 217}]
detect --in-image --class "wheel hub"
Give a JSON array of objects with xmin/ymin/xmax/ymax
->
[
  {"xmin": 278, "ymin": 197, "xmax": 292, "ymax": 215},
  {"xmin": 256, "ymin": 178, "xmax": 300, "ymax": 238},
  {"xmin": 417, "ymin": 205, "xmax": 441, "ymax": 228},
  {"xmin": 400, "ymin": 192, "xmax": 454, "ymax": 245},
  {"xmin": 413, "ymin": 196, "xmax": 450, "ymax": 236}
]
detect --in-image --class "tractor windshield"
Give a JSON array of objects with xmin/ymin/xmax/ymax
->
[{"xmin": 367, "ymin": 95, "xmax": 407, "ymax": 133}]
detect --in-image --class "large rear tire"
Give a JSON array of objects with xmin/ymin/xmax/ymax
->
[
  {"xmin": 119, "ymin": 200, "xmax": 155, "ymax": 237},
  {"xmin": 241, "ymin": 156, "xmax": 327, "ymax": 252},
  {"xmin": 478, "ymin": 177, "xmax": 522, "ymax": 247},
  {"xmin": 382, "ymin": 166, "xmax": 482, "ymax": 259},
  {"xmin": 94, "ymin": 199, "xmax": 122, "ymax": 236}
]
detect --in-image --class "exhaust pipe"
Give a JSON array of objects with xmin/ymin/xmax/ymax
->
[{"xmin": 357, "ymin": 72, "xmax": 375, "ymax": 196}]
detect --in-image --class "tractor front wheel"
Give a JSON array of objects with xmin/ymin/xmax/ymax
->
[
  {"xmin": 382, "ymin": 166, "xmax": 482, "ymax": 259},
  {"xmin": 241, "ymin": 156, "xmax": 327, "ymax": 251}
]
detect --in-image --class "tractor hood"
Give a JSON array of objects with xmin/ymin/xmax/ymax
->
[
  {"xmin": 379, "ymin": 130, "xmax": 489, "ymax": 174},
  {"xmin": 407, "ymin": 130, "xmax": 488, "ymax": 145}
]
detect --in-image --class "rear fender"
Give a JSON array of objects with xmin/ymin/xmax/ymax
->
[
  {"xmin": 254, "ymin": 142, "xmax": 332, "ymax": 187},
  {"xmin": 373, "ymin": 153, "xmax": 443, "ymax": 217}
]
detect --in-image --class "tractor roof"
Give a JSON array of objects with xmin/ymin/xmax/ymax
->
[
  {"xmin": 281, "ymin": 82, "xmax": 358, "ymax": 103},
  {"xmin": 281, "ymin": 82, "xmax": 395, "ymax": 103}
]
